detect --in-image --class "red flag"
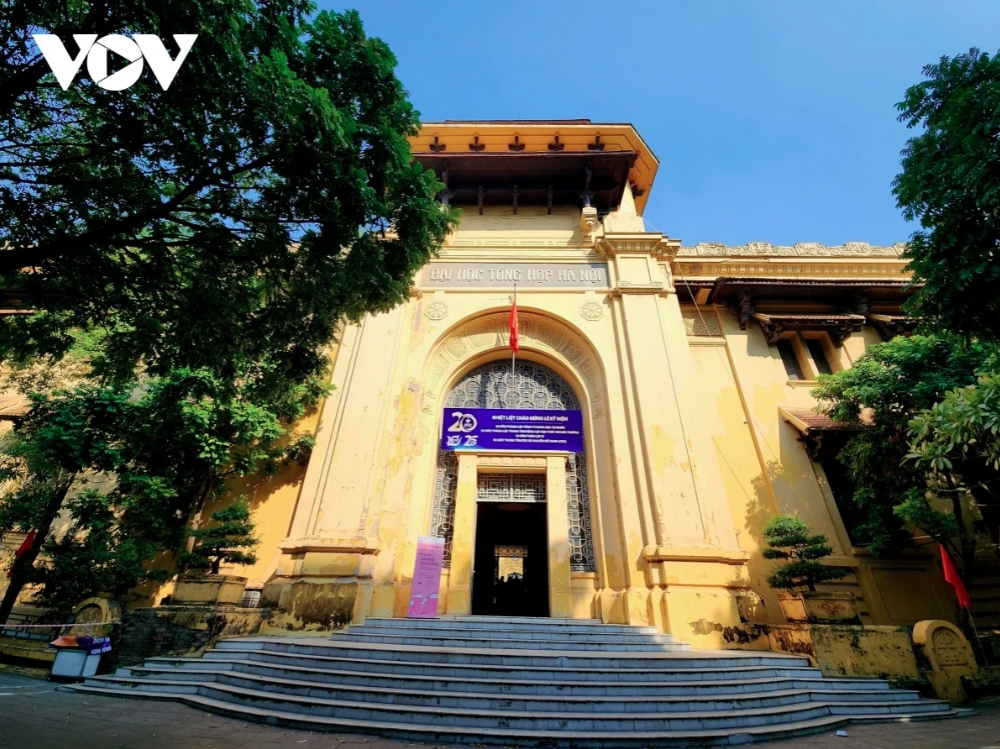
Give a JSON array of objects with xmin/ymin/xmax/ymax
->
[
  {"xmin": 6, "ymin": 530, "xmax": 35, "ymax": 578},
  {"xmin": 508, "ymin": 292, "xmax": 519, "ymax": 353},
  {"xmin": 940, "ymin": 545, "xmax": 971, "ymax": 609}
]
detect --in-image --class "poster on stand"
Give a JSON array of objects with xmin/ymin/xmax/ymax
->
[{"xmin": 407, "ymin": 536, "xmax": 445, "ymax": 618}]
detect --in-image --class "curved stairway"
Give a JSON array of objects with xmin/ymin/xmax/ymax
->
[{"xmin": 71, "ymin": 616, "xmax": 967, "ymax": 746}]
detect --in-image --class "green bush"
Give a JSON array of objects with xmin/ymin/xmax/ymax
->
[{"xmin": 762, "ymin": 515, "xmax": 848, "ymax": 592}]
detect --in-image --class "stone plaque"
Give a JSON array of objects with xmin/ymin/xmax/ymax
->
[
  {"xmin": 419, "ymin": 262, "xmax": 609, "ymax": 289},
  {"xmin": 912, "ymin": 619, "xmax": 978, "ymax": 704}
]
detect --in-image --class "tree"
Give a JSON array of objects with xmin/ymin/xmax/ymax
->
[
  {"xmin": 1, "ymin": 1, "xmax": 453, "ymax": 391},
  {"xmin": 894, "ymin": 48, "xmax": 1000, "ymax": 341},
  {"xmin": 180, "ymin": 498, "xmax": 258, "ymax": 576},
  {"xmin": 762, "ymin": 515, "xmax": 848, "ymax": 592},
  {"xmin": 0, "ymin": 367, "xmax": 312, "ymax": 622},
  {"xmin": 812, "ymin": 335, "xmax": 994, "ymax": 570},
  {"xmin": 907, "ymin": 365, "xmax": 1000, "ymax": 551},
  {"xmin": 0, "ymin": 3, "xmax": 453, "ymax": 620}
]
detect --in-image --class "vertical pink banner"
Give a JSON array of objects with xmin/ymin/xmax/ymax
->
[{"xmin": 407, "ymin": 536, "xmax": 445, "ymax": 618}]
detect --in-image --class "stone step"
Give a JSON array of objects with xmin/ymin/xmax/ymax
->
[
  {"xmin": 348, "ymin": 624, "xmax": 679, "ymax": 644},
  {"xmin": 153, "ymin": 651, "xmax": 827, "ymax": 684},
  {"xmin": 68, "ymin": 684, "xmax": 972, "ymax": 749},
  {"xmin": 361, "ymin": 616, "xmax": 661, "ymax": 635},
  {"xmin": 130, "ymin": 659, "xmax": 886, "ymax": 696},
  {"xmin": 104, "ymin": 670, "xmax": 925, "ymax": 713},
  {"xmin": 72, "ymin": 679, "xmax": 953, "ymax": 733},
  {"xmin": 329, "ymin": 631, "xmax": 689, "ymax": 651},
  {"xmin": 212, "ymin": 637, "xmax": 808, "ymax": 670}
]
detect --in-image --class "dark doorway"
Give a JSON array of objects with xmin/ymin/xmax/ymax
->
[{"xmin": 472, "ymin": 501, "xmax": 549, "ymax": 617}]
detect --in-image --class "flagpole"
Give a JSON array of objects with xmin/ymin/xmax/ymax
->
[{"xmin": 511, "ymin": 283, "xmax": 517, "ymax": 381}]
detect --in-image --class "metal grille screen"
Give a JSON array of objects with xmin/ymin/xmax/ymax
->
[{"xmin": 430, "ymin": 360, "xmax": 596, "ymax": 571}]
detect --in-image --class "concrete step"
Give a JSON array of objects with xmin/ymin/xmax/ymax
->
[
  {"xmin": 150, "ymin": 651, "xmax": 828, "ymax": 684},
  {"xmin": 72, "ymin": 679, "xmax": 949, "ymax": 734},
  {"xmin": 69, "ymin": 614, "xmax": 965, "ymax": 745},
  {"xmin": 212, "ymin": 637, "xmax": 807, "ymax": 670},
  {"xmin": 347, "ymin": 624, "xmax": 680, "ymax": 644},
  {"xmin": 67, "ymin": 684, "xmax": 971, "ymax": 748},
  {"xmin": 103, "ymin": 670, "xmax": 926, "ymax": 713},
  {"xmin": 328, "ymin": 631, "xmax": 689, "ymax": 651},
  {"xmin": 129, "ymin": 659, "xmax": 888, "ymax": 696},
  {"xmin": 361, "ymin": 616, "xmax": 661, "ymax": 635}
]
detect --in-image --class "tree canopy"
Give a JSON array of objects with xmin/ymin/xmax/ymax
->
[
  {"xmin": 894, "ymin": 48, "xmax": 1000, "ymax": 341},
  {"xmin": 0, "ymin": 1, "xmax": 453, "ymax": 620},
  {"xmin": 1, "ymin": 0, "xmax": 453, "ymax": 392},
  {"xmin": 815, "ymin": 48, "xmax": 1000, "ymax": 587},
  {"xmin": 813, "ymin": 335, "xmax": 995, "ymax": 568}
]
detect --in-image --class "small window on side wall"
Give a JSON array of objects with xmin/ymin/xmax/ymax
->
[
  {"xmin": 805, "ymin": 337, "xmax": 833, "ymax": 375},
  {"xmin": 776, "ymin": 338, "xmax": 804, "ymax": 380}
]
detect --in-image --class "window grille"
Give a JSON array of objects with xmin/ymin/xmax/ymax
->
[
  {"xmin": 477, "ymin": 473, "xmax": 547, "ymax": 503},
  {"xmin": 431, "ymin": 360, "xmax": 596, "ymax": 571}
]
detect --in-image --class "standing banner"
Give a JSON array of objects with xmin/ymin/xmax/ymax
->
[{"xmin": 407, "ymin": 536, "xmax": 445, "ymax": 618}]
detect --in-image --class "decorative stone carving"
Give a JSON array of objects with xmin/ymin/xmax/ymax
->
[
  {"xmin": 423, "ymin": 312, "xmax": 604, "ymax": 410},
  {"xmin": 912, "ymin": 619, "xmax": 979, "ymax": 704},
  {"xmin": 580, "ymin": 302, "xmax": 604, "ymax": 321},
  {"xmin": 424, "ymin": 301, "xmax": 448, "ymax": 321}
]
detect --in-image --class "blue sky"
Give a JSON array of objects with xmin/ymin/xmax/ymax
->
[{"xmin": 321, "ymin": 1, "xmax": 1000, "ymax": 247}]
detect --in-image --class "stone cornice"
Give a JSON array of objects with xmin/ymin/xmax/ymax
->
[
  {"xmin": 279, "ymin": 537, "xmax": 380, "ymax": 555},
  {"xmin": 597, "ymin": 232, "xmax": 680, "ymax": 260},
  {"xmin": 676, "ymin": 241, "xmax": 906, "ymax": 258},
  {"xmin": 609, "ymin": 281, "xmax": 670, "ymax": 297},
  {"xmin": 674, "ymin": 258, "xmax": 910, "ymax": 281}
]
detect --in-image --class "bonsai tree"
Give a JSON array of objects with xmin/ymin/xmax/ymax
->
[
  {"xmin": 180, "ymin": 499, "xmax": 259, "ymax": 575},
  {"xmin": 762, "ymin": 515, "xmax": 848, "ymax": 592}
]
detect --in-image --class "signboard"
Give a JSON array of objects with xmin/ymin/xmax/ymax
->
[
  {"xmin": 419, "ymin": 262, "xmax": 608, "ymax": 289},
  {"xmin": 441, "ymin": 408, "xmax": 584, "ymax": 452},
  {"xmin": 407, "ymin": 536, "xmax": 445, "ymax": 618}
]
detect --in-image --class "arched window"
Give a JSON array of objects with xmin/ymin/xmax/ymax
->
[{"xmin": 430, "ymin": 360, "xmax": 595, "ymax": 572}]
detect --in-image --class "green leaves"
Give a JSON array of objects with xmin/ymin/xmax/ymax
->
[
  {"xmin": 0, "ymin": 2, "xmax": 452, "ymax": 617},
  {"xmin": 812, "ymin": 335, "xmax": 992, "ymax": 554},
  {"xmin": 893, "ymin": 48, "xmax": 1000, "ymax": 340}
]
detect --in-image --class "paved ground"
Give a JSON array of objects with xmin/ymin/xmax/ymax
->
[{"xmin": 0, "ymin": 666, "xmax": 999, "ymax": 749}]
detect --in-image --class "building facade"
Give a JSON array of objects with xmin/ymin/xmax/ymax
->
[
  {"xmin": 221, "ymin": 120, "xmax": 986, "ymax": 648},
  {"xmin": 6, "ymin": 120, "xmax": 989, "ymax": 648}
]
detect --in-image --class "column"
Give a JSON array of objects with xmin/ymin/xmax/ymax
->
[
  {"xmin": 446, "ymin": 453, "xmax": 479, "ymax": 615},
  {"xmin": 546, "ymin": 455, "xmax": 573, "ymax": 618}
]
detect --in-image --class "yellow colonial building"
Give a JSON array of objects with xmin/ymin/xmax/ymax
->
[{"xmin": 184, "ymin": 119, "xmax": 991, "ymax": 650}]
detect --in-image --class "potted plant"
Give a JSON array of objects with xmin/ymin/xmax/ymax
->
[
  {"xmin": 763, "ymin": 514, "xmax": 858, "ymax": 624},
  {"xmin": 172, "ymin": 498, "xmax": 259, "ymax": 606}
]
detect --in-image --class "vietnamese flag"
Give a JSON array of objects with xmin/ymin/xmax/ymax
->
[
  {"xmin": 508, "ymin": 291, "xmax": 519, "ymax": 353},
  {"xmin": 940, "ymin": 545, "xmax": 971, "ymax": 610},
  {"xmin": 6, "ymin": 530, "xmax": 36, "ymax": 578}
]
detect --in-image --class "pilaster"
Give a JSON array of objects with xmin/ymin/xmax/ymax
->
[
  {"xmin": 445, "ymin": 453, "xmax": 478, "ymax": 615},
  {"xmin": 545, "ymin": 455, "xmax": 573, "ymax": 618}
]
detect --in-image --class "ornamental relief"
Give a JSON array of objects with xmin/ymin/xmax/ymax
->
[{"xmin": 422, "ymin": 312, "xmax": 604, "ymax": 413}]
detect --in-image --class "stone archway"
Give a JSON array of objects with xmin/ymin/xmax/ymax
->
[{"xmin": 417, "ymin": 310, "xmax": 609, "ymax": 617}]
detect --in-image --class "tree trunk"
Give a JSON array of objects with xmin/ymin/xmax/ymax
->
[{"xmin": 0, "ymin": 476, "xmax": 75, "ymax": 625}]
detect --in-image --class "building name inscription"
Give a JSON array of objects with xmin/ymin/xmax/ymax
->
[{"xmin": 420, "ymin": 262, "xmax": 609, "ymax": 288}]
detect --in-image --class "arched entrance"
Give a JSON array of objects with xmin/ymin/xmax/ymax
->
[{"xmin": 429, "ymin": 360, "xmax": 595, "ymax": 617}]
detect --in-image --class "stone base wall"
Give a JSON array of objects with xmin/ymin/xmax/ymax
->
[
  {"xmin": 768, "ymin": 623, "xmax": 921, "ymax": 680},
  {"xmin": 103, "ymin": 605, "xmax": 270, "ymax": 672}
]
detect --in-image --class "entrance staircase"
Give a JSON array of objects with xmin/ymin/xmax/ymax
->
[{"xmin": 71, "ymin": 616, "xmax": 967, "ymax": 746}]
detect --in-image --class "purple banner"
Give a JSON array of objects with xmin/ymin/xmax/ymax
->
[{"xmin": 441, "ymin": 408, "xmax": 584, "ymax": 452}]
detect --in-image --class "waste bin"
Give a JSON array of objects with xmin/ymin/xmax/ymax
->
[{"xmin": 48, "ymin": 635, "xmax": 112, "ymax": 680}]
